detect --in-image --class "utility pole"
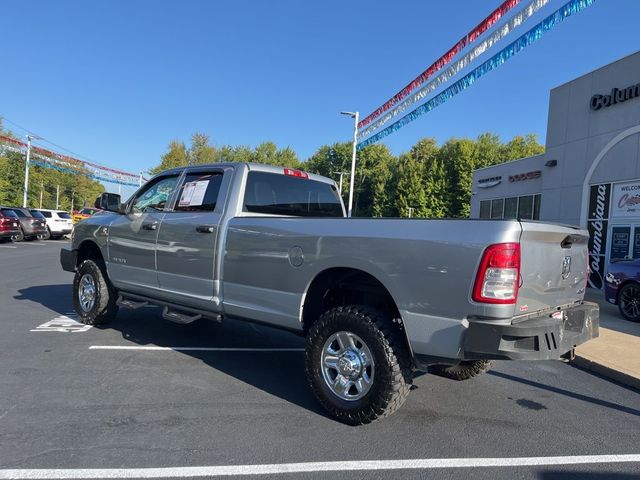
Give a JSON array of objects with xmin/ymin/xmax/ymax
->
[
  {"xmin": 340, "ymin": 112, "xmax": 359, "ymax": 217},
  {"xmin": 22, "ymin": 134, "xmax": 42, "ymax": 207},
  {"xmin": 71, "ymin": 190, "xmax": 75, "ymax": 213},
  {"xmin": 56, "ymin": 185, "xmax": 60, "ymax": 209},
  {"xmin": 39, "ymin": 182, "xmax": 44, "ymax": 209},
  {"xmin": 139, "ymin": 171, "xmax": 144, "ymax": 187}
]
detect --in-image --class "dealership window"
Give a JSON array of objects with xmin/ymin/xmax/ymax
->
[
  {"xmin": 479, "ymin": 194, "xmax": 541, "ymax": 220},
  {"xmin": 490, "ymin": 199, "xmax": 504, "ymax": 219}
]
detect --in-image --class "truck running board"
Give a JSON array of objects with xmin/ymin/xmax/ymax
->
[
  {"xmin": 116, "ymin": 296, "xmax": 149, "ymax": 310},
  {"xmin": 162, "ymin": 307, "xmax": 202, "ymax": 324}
]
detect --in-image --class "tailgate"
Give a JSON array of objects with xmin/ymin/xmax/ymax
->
[{"xmin": 517, "ymin": 222, "xmax": 589, "ymax": 315}]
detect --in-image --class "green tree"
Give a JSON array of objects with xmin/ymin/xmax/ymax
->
[
  {"xmin": 188, "ymin": 133, "xmax": 217, "ymax": 165},
  {"xmin": 150, "ymin": 140, "xmax": 188, "ymax": 175},
  {"xmin": 501, "ymin": 133, "xmax": 545, "ymax": 161}
]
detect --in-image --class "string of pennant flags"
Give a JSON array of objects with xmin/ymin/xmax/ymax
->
[
  {"xmin": 0, "ymin": 134, "xmax": 147, "ymax": 187},
  {"xmin": 357, "ymin": 0, "xmax": 596, "ymax": 150}
]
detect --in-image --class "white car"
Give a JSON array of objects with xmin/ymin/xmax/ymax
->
[{"xmin": 31, "ymin": 209, "xmax": 73, "ymax": 240}]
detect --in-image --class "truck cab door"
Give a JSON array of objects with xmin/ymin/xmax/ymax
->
[
  {"xmin": 155, "ymin": 168, "xmax": 229, "ymax": 310},
  {"xmin": 107, "ymin": 173, "xmax": 181, "ymax": 293}
]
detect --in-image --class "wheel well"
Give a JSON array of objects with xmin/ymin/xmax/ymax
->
[
  {"xmin": 77, "ymin": 241, "xmax": 104, "ymax": 267},
  {"xmin": 302, "ymin": 268, "xmax": 403, "ymax": 335}
]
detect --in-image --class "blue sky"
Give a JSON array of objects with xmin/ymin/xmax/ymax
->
[{"xmin": 1, "ymin": 0, "xmax": 638, "ymax": 196}]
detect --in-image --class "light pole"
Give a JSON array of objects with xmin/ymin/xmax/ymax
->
[
  {"xmin": 23, "ymin": 134, "xmax": 42, "ymax": 208},
  {"xmin": 340, "ymin": 111, "xmax": 359, "ymax": 217},
  {"xmin": 333, "ymin": 171, "xmax": 349, "ymax": 195}
]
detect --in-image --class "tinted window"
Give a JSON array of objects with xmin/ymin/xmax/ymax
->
[
  {"xmin": 479, "ymin": 201, "xmax": 491, "ymax": 219},
  {"xmin": 10, "ymin": 209, "xmax": 27, "ymax": 218},
  {"xmin": 244, "ymin": 171, "xmax": 343, "ymax": 217},
  {"xmin": 174, "ymin": 172, "xmax": 223, "ymax": 212},
  {"xmin": 38, "ymin": 210, "xmax": 52, "ymax": 218},
  {"xmin": 1, "ymin": 209, "xmax": 18, "ymax": 218},
  {"xmin": 504, "ymin": 197, "xmax": 518, "ymax": 219},
  {"xmin": 57, "ymin": 212, "xmax": 72, "ymax": 219},
  {"xmin": 79, "ymin": 208, "xmax": 98, "ymax": 215},
  {"xmin": 490, "ymin": 199, "xmax": 504, "ymax": 219},
  {"xmin": 533, "ymin": 194, "xmax": 541, "ymax": 220},
  {"xmin": 30, "ymin": 210, "xmax": 46, "ymax": 219},
  {"xmin": 131, "ymin": 175, "xmax": 179, "ymax": 213},
  {"xmin": 518, "ymin": 195, "xmax": 534, "ymax": 220}
]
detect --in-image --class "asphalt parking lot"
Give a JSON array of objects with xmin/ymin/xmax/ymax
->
[{"xmin": 0, "ymin": 240, "xmax": 639, "ymax": 479}]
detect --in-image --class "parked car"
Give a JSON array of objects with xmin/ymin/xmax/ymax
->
[
  {"xmin": 1, "ymin": 207, "xmax": 48, "ymax": 241},
  {"xmin": 0, "ymin": 208, "xmax": 21, "ymax": 243},
  {"xmin": 605, "ymin": 259, "xmax": 640, "ymax": 322},
  {"xmin": 32, "ymin": 209, "xmax": 73, "ymax": 240},
  {"xmin": 61, "ymin": 163, "xmax": 599, "ymax": 425},
  {"xmin": 72, "ymin": 207, "xmax": 102, "ymax": 224}
]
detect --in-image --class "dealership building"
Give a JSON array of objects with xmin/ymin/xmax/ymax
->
[{"xmin": 471, "ymin": 51, "xmax": 640, "ymax": 290}]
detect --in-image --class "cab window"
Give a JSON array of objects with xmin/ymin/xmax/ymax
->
[
  {"xmin": 131, "ymin": 175, "xmax": 179, "ymax": 213},
  {"xmin": 173, "ymin": 172, "xmax": 224, "ymax": 212}
]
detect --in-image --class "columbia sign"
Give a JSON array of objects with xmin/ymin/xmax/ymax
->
[{"xmin": 590, "ymin": 83, "xmax": 640, "ymax": 111}]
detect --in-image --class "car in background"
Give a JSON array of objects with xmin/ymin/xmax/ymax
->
[
  {"xmin": 1, "ymin": 207, "xmax": 48, "ymax": 241},
  {"xmin": 72, "ymin": 207, "xmax": 102, "ymax": 224},
  {"xmin": 605, "ymin": 259, "xmax": 640, "ymax": 322},
  {"xmin": 0, "ymin": 209, "xmax": 21, "ymax": 243},
  {"xmin": 31, "ymin": 209, "xmax": 73, "ymax": 240}
]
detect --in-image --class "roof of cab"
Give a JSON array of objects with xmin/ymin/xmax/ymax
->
[{"xmin": 154, "ymin": 162, "xmax": 336, "ymax": 186}]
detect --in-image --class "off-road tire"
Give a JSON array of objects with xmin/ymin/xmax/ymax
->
[
  {"xmin": 305, "ymin": 305, "xmax": 412, "ymax": 426},
  {"xmin": 73, "ymin": 259, "xmax": 118, "ymax": 325},
  {"xmin": 430, "ymin": 360, "xmax": 494, "ymax": 381}
]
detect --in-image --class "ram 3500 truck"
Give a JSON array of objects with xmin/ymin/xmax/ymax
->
[{"xmin": 61, "ymin": 163, "xmax": 599, "ymax": 425}]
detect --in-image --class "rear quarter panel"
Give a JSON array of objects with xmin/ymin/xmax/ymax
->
[{"xmin": 222, "ymin": 218, "xmax": 522, "ymax": 359}]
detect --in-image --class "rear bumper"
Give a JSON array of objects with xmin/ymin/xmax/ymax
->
[
  {"xmin": 60, "ymin": 248, "xmax": 78, "ymax": 272},
  {"xmin": 463, "ymin": 302, "xmax": 599, "ymax": 361},
  {"xmin": 0, "ymin": 230, "xmax": 19, "ymax": 238}
]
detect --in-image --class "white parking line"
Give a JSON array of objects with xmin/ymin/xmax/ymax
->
[
  {"xmin": 0, "ymin": 245, "xmax": 17, "ymax": 248},
  {"xmin": 89, "ymin": 345, "xmax": 304, "ymax": 352},
  {"xmin": 0, "ymin": 455, "xmax": 638, "ymax": 479}
]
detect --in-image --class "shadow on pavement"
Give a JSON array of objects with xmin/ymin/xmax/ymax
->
[
  {"xmin": 106, "ymin": 307, "xmax": 332, "ymax": 419},
  {"xmin": 15, "ymin": 284, "xmax": 73, "ymax": 316},
  {"xmin": 489, "ymin": 370, "xmax": 640, "ymax": 417}
]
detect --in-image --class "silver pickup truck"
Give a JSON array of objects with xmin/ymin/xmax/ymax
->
[{"xmin": 61, "ymin": 162, "xmax": 599, "ymax": 425}]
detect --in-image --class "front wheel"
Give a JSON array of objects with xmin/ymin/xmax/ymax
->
[
  {"xmin": 73, "ymin": 259, "xmax": 118, "ymax": 325},
  {"xmin": 430, "ymin": 360, "xmax": 494, "ymax": 381},
  {"xmin": 618, "ymin": 283, "xmax": 640, "ymax": 322},
  {"xmin": 305, "ymin": 306, "xmax": 412, "ymax": 425}
]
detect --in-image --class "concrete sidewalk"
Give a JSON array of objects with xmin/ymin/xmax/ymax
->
[{"xmin": 573, "ymin": 290, "xmax": 640, "ymax": 390}]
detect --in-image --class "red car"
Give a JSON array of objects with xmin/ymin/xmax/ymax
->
[{"xmin": 0, "ymin": 208, "xmax": 21, "ymax": 243}]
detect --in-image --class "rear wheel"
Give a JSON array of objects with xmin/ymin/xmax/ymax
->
[
  {"xmin": 305, "ymin": 306, "xmax": 412, "ymax": 425},
  {"xmin": 43, "ymin": 227, "xmax": 51, "ymax": 240},
  {"xmin": 618, "ymin": 283, "xmax": 640, "ymax": 323},
  {"xmin": 73, "ymin": 259, "xmax": 118, "ymax": 325},
  {"xmin": 430, "ymin": 360, "xmax": 494, "ymax": 381},
  {"xmin": 15, "ymin": 228, "xmax": 24, "ymax": 242}
]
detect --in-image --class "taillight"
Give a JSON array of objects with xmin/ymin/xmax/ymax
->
[
  {"xmin": 283, "ymin": 168, "xmax": 309, "ymax": 179},
  {"xmin": 472, "ymin": 243, "xmax": 521, "ymax": 304}
]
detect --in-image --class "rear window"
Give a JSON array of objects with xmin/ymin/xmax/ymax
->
[
  {"xmin": 1, "ymin": 209, "xmax": 18, "ymax": 219},
  {"xmin": 9, "ymin": 209, "xmax": 27, "ymax": 218},
  {"xmin": 79, "ymin": 208, "xmax": 97, "ymax": 215},
  {"xmin": 30, "ymin": 211, "xmax": 46, "ymax": 219},
  {"xmin": 57, "ymin": 211, "xmax": 72, "ymax": 219},
  {"xmin": 243, "ymin": 171, "xmax": 343, "ymax": 217}
]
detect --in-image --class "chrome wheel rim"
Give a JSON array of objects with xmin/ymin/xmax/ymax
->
[
  {"xmin": 321, "ymin": 331, "xmax": 374, "ymax": 401},
  {"xmin": 621, "ymin": 285, "xmax": 640, "ymax": 319},
  {"xmin": 78, "ymin": 274, "xmax": 96, "ymax": 313}
]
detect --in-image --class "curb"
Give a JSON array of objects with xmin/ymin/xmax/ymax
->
[{"xmin": 572, "ymin": 355, "xmax": 640, "ymax": 391}]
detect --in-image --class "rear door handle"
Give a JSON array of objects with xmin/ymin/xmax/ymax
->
[
  {"xmin": 196, "ymin": 225, "xmax": 215, "ymax": 233},
  {"xmin": 142, "ymin": 222, "xmax": 158, "ymax": 231}
]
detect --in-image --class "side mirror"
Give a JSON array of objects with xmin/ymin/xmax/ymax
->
[{"xmin": 95, "ymin": 192, "xmax": 123, "ymax": 213}]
